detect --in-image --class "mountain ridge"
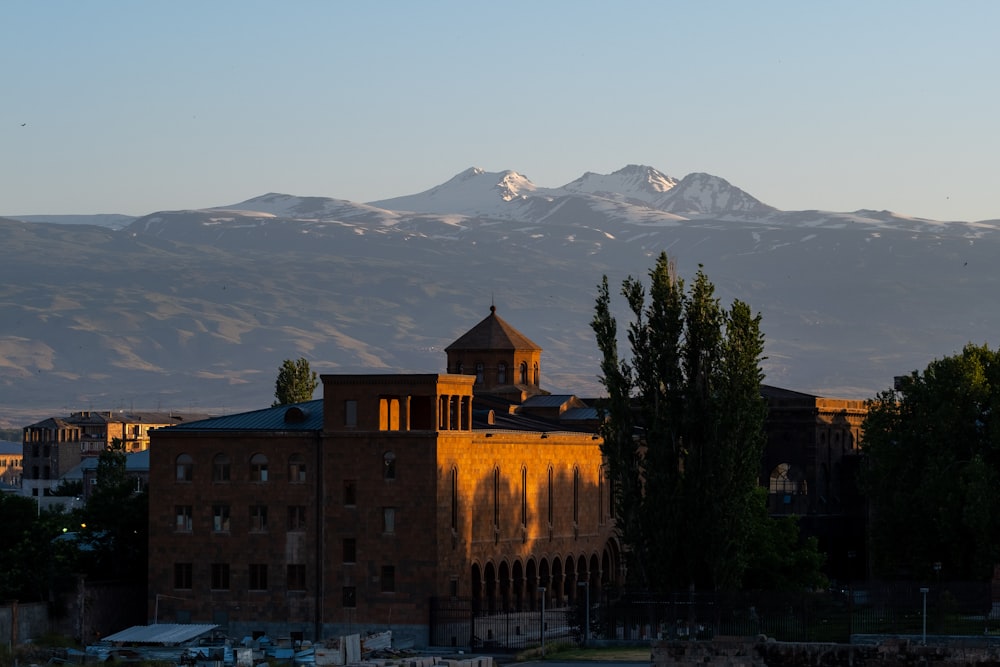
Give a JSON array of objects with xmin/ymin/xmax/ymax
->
[{"xmin": 1, "ymin": 164, "xmax": 998, "ymax": 427}]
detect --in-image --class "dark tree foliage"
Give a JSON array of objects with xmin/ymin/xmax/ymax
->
[
  {"xmin": 593, "ymin": 253, "xmax": 813, "ymax": 592},
  {"xmin": 273, "ymin": 357, "xmax": 319, "ymax": 406},
  {"xmin": 862, "ymin": 343, "xmax": 1000, "ymax": 581}
]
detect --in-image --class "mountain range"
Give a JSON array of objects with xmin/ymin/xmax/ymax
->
[{"xmin": 3, "ymin": 164, "xmax": 998, "ymax": 427}]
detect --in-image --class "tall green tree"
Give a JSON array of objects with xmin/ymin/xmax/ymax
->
[
  {"xmin": 862, "ymin": 343, "xmax": 1000, "ymax": 580},
  {"xmin": 81, "ymin": 438, "xmax": 148, "ymax": 582},
  {"xmin": 592, "ymin": 253, "xmax": 770, "ymax": 592},
  {"xmin": 273, "ymin": 357, "xmax": 319, "ymax": 406}
]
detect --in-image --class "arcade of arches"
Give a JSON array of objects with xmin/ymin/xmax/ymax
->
[{"xmin": 471, "ymin": 543, "xmax": 621, "ymax": 613}]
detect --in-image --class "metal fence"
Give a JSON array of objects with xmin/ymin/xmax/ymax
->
[
  {"xmin": 431, "ymin": 583, "xmax": 1000, "ymax": 650},
  {"xmin": 429, "ymin": 597, "xmax": 575, "ymax": 651}
]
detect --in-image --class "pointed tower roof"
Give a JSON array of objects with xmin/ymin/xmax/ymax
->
[{"xmin": 445, "ymin": 305, "xmax": 541, "ymax": 352}]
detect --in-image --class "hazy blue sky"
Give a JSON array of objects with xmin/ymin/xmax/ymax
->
[{"xmin": 4, "ymin": 1, "xmax": 999, "ymax": 221}]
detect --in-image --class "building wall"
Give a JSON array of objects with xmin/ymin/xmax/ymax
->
[
  {"xmin": 147, "ymin": 373, "xmax": 619, "ymax": 646},
  {"xmin": 147, "ymin": 430, "xmax": 321, "ymax": 632}
]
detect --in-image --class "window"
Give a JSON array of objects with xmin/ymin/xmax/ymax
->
[
  {"xmin": 342, "ymin": 538, "xmax": 356, "ymax": 563},
  {"xmin": 380, "ymin": 565, "xmax": 395, "ymax": 593},
  {"xmin": 175, "ymin": 505, "xmax": 193, "ymax": 532},
  {"xmin": 212, "ymin": 454, "xmax": 230, "ymax": 482},
  {"xmin": 250, "ymin": 453, "xmax": 268, "ymax": 482},
  {"xmin": 344, "ymin": 400, "xmax": 358, "ymax": 427},
  {"xmin": 547, "ymin": 467, "xmax": 554, "ymax": 526},
  {"xmin": 519, "ymin": 362, "xmax": 528, "ymax": 384},
  {"xmin": 493, "ymin": 467, "xmax": 500, "ymax": 531},
  {"xmin": 383, "ymin": 451, "xmax": 396, "ymax": 480},
  {"xmin": 288, "ymin": 505, "xmax": 306, "ymax": 531},
  {"xmin": 475, "ymin": 363, "xmax": 484, "ymax": 383},
  {"xmin": 533, "ymin": 362, "xmax": 539, "ymax": 385},
  {"xmin": 288, "ymin": 454, "xmax": 306, "ymax": 483},
  {"xmin": 498, "ymin": 363, "xmax": 507, "ymax": 384},
  {"xmin": 343, "ymin": 479, "xmax": 357, "ymax": 505},
  {"xmin": 598, "ymin": 465, "xmax": 605, "ymax": 525},
  {"xmin": 287, "ymin": 564, "xmax": 306, "ymax": 591},
  {"xmin": 342, "ymin": 586, "xmax": 357, "ymax": 607},
  {"xmin": 383, "ymin": 507, "xmax": 396, "ymax": 534},
  {"xmin": 176, "ymin": 454, "xmax": 193, "ymax": 481},
  {"xmin": 450, "ymin": 468, "xmax": 458, "ymax": 532},
  {"xmin": 249, "ymin": 505, "xmax": 268, "ymax": 532},
  {"xmin": 210, "ymin": 563, "xmax": 230, "ymax": 590},
  {"xmin": 521, "ymin": 467, "xmax": 527, "ymax": 527},
  {"xmin": 249, "ymin": 564, "xmax": 268, "ymax": 591},
  {"xmin": 174, "ymin": 563, "xmax": 193, "ymax": 590},
  {"xmin": 573, "ymin": 467, "xmax": 580, "ymax": 525},
  {"xmin": 212, "ymin": 505, "xmax": 230, "ymax": 532}
]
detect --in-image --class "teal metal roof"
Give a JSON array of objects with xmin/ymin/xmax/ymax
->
[{"xmin": 163, "ymin": 399, "xmax": 323, "ymax": 432}]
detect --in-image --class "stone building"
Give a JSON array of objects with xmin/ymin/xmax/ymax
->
[
  {"xmin": 760, "ymin": 386, "xmax": 868, "ymax": 583},
  {"xmin": 147, "ymin": 309, "xmax": 621, "ymax": 646},
  {"xmin": 21, "ymin": 410, "xmax": 211, "ymax": 499},
  {"xmin": 0, "ymin": 440, "xmax": 22, "ymax": 489}
]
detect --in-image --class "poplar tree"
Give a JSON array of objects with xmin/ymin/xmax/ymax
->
[
  {"xmin": 592, "ymin": 252, "xmax": 768, "ymax": 591},
  {"xmin": 273, "ymin": 357, "xmax": 319, "ymax": 406}
]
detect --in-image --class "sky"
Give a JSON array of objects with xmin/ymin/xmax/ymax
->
[{"xmin": 3, "ymin": 1, "xmax": 1000, "ymax": 221}]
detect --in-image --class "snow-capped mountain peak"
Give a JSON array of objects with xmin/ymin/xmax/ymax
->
[
  {"xmin": 560, "ymin": 164, "xmax": 679, "ymax": 205},
  {"xmin": 369, "ymin": 168, "xmax": 543, "ymax": 216},
  {"xmin": 656, "ymin": 172, "xmax": 775, "ymax": 217}
]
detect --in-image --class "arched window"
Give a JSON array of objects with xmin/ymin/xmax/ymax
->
[
  {"xmin": 250, "ymin": 453, "xmax": 268, "ymax": 482},
  {"xmin": 498, "ymin": 363, "xmax": 507, "ymax": 384},
  {"xmin": 533, "ymin": 362, "xmax": 539, "ymax": 385},
  {"xmin": 176, "ymin": 454, "xmax": 193, "ymax": 482},
  {"xmin": 547, "ymin": 466, "xmax": 554, "ymax": 527},
  {"xmin": 521, "ymin": 466, "xmax": 527, "ymax": 527},
  {"xmin": 493, "ymin": 467, "xmax": 501, "ymax": 532},
  {"xmin": 212, "ymin": 454, "xmax": 231, "ymax": 482},
  {"xmin": 384, "ymin": 451, "xmax": 396, "ymax": 480},
  {"xmin": 519, "ymin": 362, "xmax": 528, "ymax": 384},
  {"xmin": 769, "ymin": 463, "xmax": 805, "ymax": 494},
  {"xmin": 451, "ymin": 467, "xmax": 458, "ymax": 532},
  {"xmin": 288, "ymin": 453, "xmax": 306, "ymax": 483},
  {"xmin": 573, "ymin": 466, "xmax": 580, "ymax": 525},
  {"xmin": 475, "ymin": 363, "xmax": 484, "ymax": 384}
]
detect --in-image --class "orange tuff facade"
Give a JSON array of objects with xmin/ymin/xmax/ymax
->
[{"xmin": 147, "ymin": 311, "xmax": 620, "ymax": 646}]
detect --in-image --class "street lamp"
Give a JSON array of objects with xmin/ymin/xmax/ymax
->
[
  {"xmin": 538, "ymin": 587, "xmax": 546, "ymax": 657},
  {"xmin": 920, "ymin": 587, "xmax": 929, "ymax": 645},
  {"xmin": 577, "ymin": 581, "xmax": 589, "ymax": 646}
]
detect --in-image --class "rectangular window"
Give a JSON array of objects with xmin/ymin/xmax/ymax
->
[
  {"xmin": 380, "ymin": 565, "xmax": 395, "ymax": 593},
  {"xmin": 249, "ymin": 505, "xmax": 268, "ymax": 532},
  {"xmin": 175, "ymin": 505, "xmax": 193, "ymax": 532},
  {"xmin": 210, "ymin": 563, "xmax": 230, "ymax": 590},
  {"xmin": 342, "ymin": 586, "xmax": 357, "ymax": 608},
  {"xmin": 174, "ymin": 563, "xmax": 193, "ymax": 590},
  {"xmin": 382, "ymin": 507, "xmax": 395, "ymax": 534},
  {"xmin": 249, "ymin": 564, "xmax": 268, "ymax": 591},
  {"xmin": 287, "ymin": 505, "xmax": 306, "ymax": 531},
  {"xmin": 287, "ymin": 564, "xmax": 306, "ymax": 591},
  {"xmin": 176, "ymin": 456, "xmax": 193, "ymax": 481},
  {"xmin": 212, "ymin": 505, "xmax": 230, "ymax": 532},
  {"xmin": 344, "ymin": 400, "xmax": 358, "ymax": 427},
  {"xmin": 343, "ymin": 479, "xmax": 357, "ymax": 506},
  {"xmin": 342, "ymin": 538, "xmax": 356, "ymax": 563},
  {"xmin": 213, "ymin": 457, "xmax": 231, "ymax": 482}
]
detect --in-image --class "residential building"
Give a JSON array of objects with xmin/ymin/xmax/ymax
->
[
  {"xmin": 21, "ymin": 411, "xmax": 211, "ymax": 499},
  {"xmin": 0, "ymin": 439, "xmax": 22, "ymax": 490}
]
